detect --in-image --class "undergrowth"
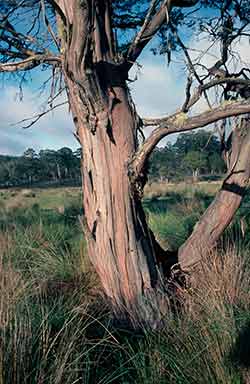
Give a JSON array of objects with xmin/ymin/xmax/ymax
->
[{"xmin": 0, "ymin": 188, "xmax": 250, "ymax": 383}]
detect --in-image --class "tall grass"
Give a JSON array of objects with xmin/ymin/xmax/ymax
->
[{"xmin": 1, "ymin": 189, "xmax": 250, "ymax": 382}]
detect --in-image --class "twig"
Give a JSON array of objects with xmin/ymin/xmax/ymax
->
[{"xmin": 12, "ymin": 101, "xmax": 68, "ymax": 129}]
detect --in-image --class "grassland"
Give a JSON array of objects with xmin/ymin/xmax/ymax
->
[{"xmin": 0, "ymin": 182, "xmax": 250, "ymax": 383}]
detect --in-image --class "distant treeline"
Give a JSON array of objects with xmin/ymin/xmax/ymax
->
[
  {"xmin": 0, "ymin": 130, "xmax": 226, "ymax": 187},
  {"xmin": 0, "ymin": 147, "xmax": 81, "ymax": 187},
  {"xmin": 148, "ymin": 130, "xmax": 226, "ymax": 182}
]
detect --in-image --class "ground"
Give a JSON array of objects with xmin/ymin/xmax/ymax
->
[{"xmin": 0, "ymin": 181, "xmax": 250, "ymax": 383}]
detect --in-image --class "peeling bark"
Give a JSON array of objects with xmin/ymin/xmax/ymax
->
[
  {"xmin": 68, "ymin": 80, "xmax": 168, "ymax": 325},
  {"xmin": 56, "ymin": 1, "xmax": 170, "ymax": 326},
  {"xmin": 178, "ymin": 118, "xmax": 250, "ymax": 271}
]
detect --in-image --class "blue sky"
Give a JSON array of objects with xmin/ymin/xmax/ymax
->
[
  {"xmin": 0, "ymin": 52, "xmax": 186, "ymax": 156},
  {"xmin": 1, "ymin": 11, "xmax": 250, "ymax": 156}
]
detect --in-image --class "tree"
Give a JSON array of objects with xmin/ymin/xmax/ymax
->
[
  {"xmin": 1, "ymin": 0, "xmax": 250, "ymax": 326},
  {"xmin": 149, "ymin": 144, "xmax": 177, "ymax": 180},
  {"xmin": 0, "ymin": 148, "xmax": 81, "ymax": 186},
  {"xmin": 182, "ymin": 150, "xmax": 207, "ymax": 179},
  {"xmin": 174, "ymin": 130, "xmax": 226, "ymax": 177},
  {"xmin": 208, "ymin": 152, "xmax": 225, "ymax": 174},
  {"xmin": 23, "ymin": 148, "xmax": 37, "ymax": 159},
  {"xmin": 39, "ymin": 149, "xmax": 61, "ymax": 180},
  {"xmin": 57, "ymin": 147, "xmax": 78, "ymax": 179},
  {"xmin": 174, "ymin": 131, "xmax": 221, "ymax": 156}
]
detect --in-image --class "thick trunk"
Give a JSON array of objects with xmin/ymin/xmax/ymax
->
[
  {"xmin": 67, "ymin": 77, "xmax": 166, "ymax": 325},
  {"xmin": 56, "ymin": 1, "xmax": 168, "ymax": 326},
  {"xmin": 178, "ymin": 119, "xmax": 250, "ymax": 271},
  {"xmin": 55, "ymin": 0, "xmax": 250, "ymax": 326}
]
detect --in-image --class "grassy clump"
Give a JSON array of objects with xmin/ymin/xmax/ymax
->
[
  {"xmin": 1, "ymin": 186, "xmax": 250, "ymax": 382},
  {"xmin": 2, "ymin": 234, "xmax": 250, "ymax": 383}
]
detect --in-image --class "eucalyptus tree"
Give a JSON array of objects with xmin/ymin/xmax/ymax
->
[{"xmin": 1, "ymin": 0, "xmax": 250, "ymax": 326}]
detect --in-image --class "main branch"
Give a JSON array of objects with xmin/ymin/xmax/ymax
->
[
  {"xmin": 179, "ymin": 117, "xmax": 250, "ymax": 271},
  {"xmin": 126, "ymin": 0, "xmax": 198, "ymax": 69},
  {"xmin": 132, "ymin": 99, "xmax": 250, "ymax": 179}
]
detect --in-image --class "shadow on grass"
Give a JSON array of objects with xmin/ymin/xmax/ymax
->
[{"xmin": 230, "ymin": 321, "xmax": 250, "ymax": 368}]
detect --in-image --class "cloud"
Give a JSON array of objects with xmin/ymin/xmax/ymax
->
[
  {"xmin": 129, "ymin": 55, "xmax": 186, "ymax": 145},
  {"xmin": 0, "ymin": 86, "xmax": 77, "ymax": 155},
  {"xmin": 130, "ymin": 55, "xmax": 185, "ymax": 117},
  {"xmin": 1, "ymin": 33, "xmax": 249, "ymax": 155},
  {"xmin": 1, "ymin": 56, "xmax": 185, "ymax": 154}
]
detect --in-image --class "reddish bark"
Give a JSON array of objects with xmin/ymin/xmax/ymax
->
[
  {"xmin": 63, "ymin": 49, "xmax": 166, "ymax": 323},
  {"xmin": 178, "ymin": 119, "xmax": 250, "ymax": 271}
]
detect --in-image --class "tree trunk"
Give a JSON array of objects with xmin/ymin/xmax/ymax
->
[
  {"xmin": 178, "ymin": 118, "xmax": 250, "ymax": 271},
  {"xmin": 66, "ymin": 76, "xmax": 166, "ymax": 325},
  {"xmin": 56, "ymin": 1, "xmax": 171, "ymax": 326},
  {"xmin": 56, "ymin": 0, "xmax": 250, "ymax": 327}
]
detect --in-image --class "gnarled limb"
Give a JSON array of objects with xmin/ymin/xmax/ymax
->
[
  {"xmin": 132, "ymin": 99, "xmax": 250, "ymax": 181},
  {"xmin": 0, "ymin": 54, "xmax": 61, "ymax": 72},
  {"xmin": 178, "ymin": 117, "xmax": 250, "ymax": 271}
]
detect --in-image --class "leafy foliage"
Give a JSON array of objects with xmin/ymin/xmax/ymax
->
[{"xmin": 148, "ymin": 129, "xmax": 226, "ymax": 181}]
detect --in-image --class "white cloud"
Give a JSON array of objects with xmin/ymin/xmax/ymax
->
[
  {"xmin": 1, "ymin": 34, "xmax": 249, "ymax": 155},
  {"xmin": 1, "ymin": 56, "xmax": 185, "ymax": 154},
  {"xmin": 0, "ymin": 86, "xmax": 77, "ymax": 156},
  {"xmin": 130, "ymin": 56, "xmax": 185, "ymax": 117}
]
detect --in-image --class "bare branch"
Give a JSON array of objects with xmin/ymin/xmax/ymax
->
[
  {"xmin": 0, "ymin": 54, "xmax": 61, "ymax": 72},
  {"xmin": 46, "ymin": 0, "xmax": 67, "ymax": 24},
  {"xmin": 126, "ymin": 0, "xmax": 198, "ymax": 69},
  {"xmin": 187, "ymin": 77, "xmax": 250, "ymax": 110},
  {"xmin": 41, "ymin": 0, "xmax": 60, "ymax": 51},
  {"xmin": 171, "ymin": 26, "xmax": 212, "ymax": 109},
  {"xmin": 181, "ymin": 73, "xmax": 192, "ymax": 112},
  {"xmin": 127, "ymin": 0, "xmax": 160, "ymax": 59},
  {"xmin": 13, "ymin": 101, "xmax": 68, "ymax": 129},
  {"xmin": 132, "ymin": 99, "xmax": 250, "ymax": 178}
]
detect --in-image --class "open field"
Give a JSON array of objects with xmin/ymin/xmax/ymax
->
[
  {"xmin": 1, "ymin": 182, "xmax": 250, "ymax": 383},
  {"xmin": 0, "ymin": 187, "xmax": 81, "ymax": 211}
]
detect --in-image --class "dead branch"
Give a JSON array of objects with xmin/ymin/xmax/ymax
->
[{"xmin": 13, "ymin": 100, "xmax": 68, "ymax": 129}]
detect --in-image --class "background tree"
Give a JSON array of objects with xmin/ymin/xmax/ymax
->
[
  {"xmin": 182, "ymin": 150, "xmax": 207, "ymax": 179},
  {"xmin": 1, "ymin": 0, "xmax": 250, "ymax": 326},
  {"xmin": 148, "ymin": 131, "xmax": 225, "ymax": 181},
  {"xmin": 0, "ymin": 148, "xmax": 81, "ymax": 186},
  {"xmin": 148, "ymin": 143, "xmax": 178, "ymax": 181}
]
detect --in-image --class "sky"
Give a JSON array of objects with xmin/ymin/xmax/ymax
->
[
  {"xmin": 0, "ymin": 52, "xmax": 186, "ymax": 156},
  {"xmin": 1, "ymin": 8, "xmax": 250, "ymax": 156}
]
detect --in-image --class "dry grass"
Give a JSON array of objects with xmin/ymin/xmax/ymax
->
[
  {"xmin": 0, "ymin": 187, "xmax": 81, "ymax": 211},
  {"xmin": 142, "ymin": 246, "xmax": 250, "ymax": 384},
  {"xmin": 144, "ymin": 180, "xmax": 221, "ymax": 199},
  {"xmin": 0, "ymin": 186, "xmax": 250, "ymax": 383},
  {"xmin": 187, "ymin": 247, "xmax": 250, "ymax": 310}
]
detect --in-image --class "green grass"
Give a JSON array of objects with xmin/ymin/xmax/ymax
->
[
  {"xmin": 0, "ymin": 187, "xmax": 81, "ymax": 211},
  {"xmin": 1, "ymin": 184, "xmax": 250, "ymax": 382}
]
